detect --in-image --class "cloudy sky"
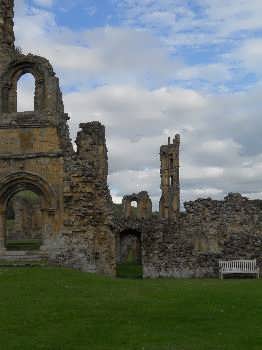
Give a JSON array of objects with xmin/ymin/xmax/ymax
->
[{"xmin": 14, "ymin": 0, "xmax": 262, "ymax": 208}]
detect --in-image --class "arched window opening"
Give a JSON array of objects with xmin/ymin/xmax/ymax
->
[
  {"xmin": 170, "ymin": 157, "xmax": 174, "ymax": 169},
  {"xmin": 169, "ymin": 176, "xmax": 174, "ymax": 187},
  {"xmin": 6, "ymin": 190, "xmax": 43, "ymax": 251},
  {"xmin": 17, "ymin": 73, "xmax": 35, "ymax": 112},
  {"xmin": 130, "ymin": 200, "xmax": 138, "ymax": 218}
]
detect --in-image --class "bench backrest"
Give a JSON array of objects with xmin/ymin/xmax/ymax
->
[{"xmin": 219, "ymin": 259, "xmax": 257, "ymax": 272}]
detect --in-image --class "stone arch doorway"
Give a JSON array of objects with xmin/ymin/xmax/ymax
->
[
  {"xmin": 6, "ymin": 190, "xmax": 42, "ymax": 250},
  {"xmin": 0, "ymin": 172, "xmax": 57, "ymax": 252},
  {"xmin": 116, "ymin": 228, "xmax": 142, "ymax": 278},
  {"xmin": 119, "ymin": 229, "xmax": 142, "ymax": 264}
]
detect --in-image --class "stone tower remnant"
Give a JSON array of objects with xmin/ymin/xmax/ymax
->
[
  {"xmin": 0, "ymin": 0, "xmax": 15, "ymax": 54},
  {"xmin": 159, "ymin": 135, "xmax": 180, "ymax": 219}
]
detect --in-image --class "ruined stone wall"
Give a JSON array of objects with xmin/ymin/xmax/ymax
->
[
  {"xmin": 141, "ymin": 193, "xmax": 262, "ymax": 278},
  {"xmin": 44, "ymin": 122, "xmax": 115, "ymax": 275},
  {"xmin": 122, "ymin": 191, "xmax": 152, "ymax": 220},
  {"xmin": 0, "ymin": 0, "xmax": 115, "ymax": 276}
]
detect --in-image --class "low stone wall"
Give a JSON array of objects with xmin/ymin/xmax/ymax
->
[{"xmin": 114, "ymin": 193, "xmax": 262, "ymax": 278}]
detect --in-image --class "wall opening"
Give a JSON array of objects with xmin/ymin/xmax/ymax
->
[
  {"xmin": 116, "ymin": 229, "xmax": 142, "ymax": 278},
  {"xmin": 17, "ymin": 73, "xmax": 35, "ymax": 112},
  {"xmin": 5, "ymin": 190, "xmax": 43, "ymax": 251},
  {"xmin": 130, "ymin": 201, "xmax": 138, "ymax": 218}
]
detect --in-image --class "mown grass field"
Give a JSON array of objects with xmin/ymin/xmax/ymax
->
[{"xmin": 0, "ymin": 268, "xmax": 262, "ymax": 350}]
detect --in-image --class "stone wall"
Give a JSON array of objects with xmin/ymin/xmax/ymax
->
[
  {"xmin": 0, "ymin": 0, "xmax": 115, "ymax": 276},
  {"xmin": 140, "ymin": 193, "xmax": 262, "ymax": 278},
  {"xmin": 122, "ymin": 191, "xmax": 152, "ymax": 220},
  {"xmin": 53, "ymin": 122, "xmax": 115, "ymax": 275}
]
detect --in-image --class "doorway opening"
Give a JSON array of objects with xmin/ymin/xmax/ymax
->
[
  {"xmin": 116, "ymin": 229, "xmax": 142, "ymax": 279},
  {"xmin": 6, "ymin": 190, "xmax": 43, "ymax": 251}
]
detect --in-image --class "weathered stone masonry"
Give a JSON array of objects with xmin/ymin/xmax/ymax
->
[
  {"xmin": 0, "ymin": 0, "xmax": 115, "ymax": 275},
  {"xmin": 140, "ymin": 193, "xmax": 262, "ymax": 278},
  {"xmin": 116, "ymin": 148, "xmax": 262, "ymax": 278}
]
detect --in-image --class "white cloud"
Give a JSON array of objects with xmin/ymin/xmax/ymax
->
[
  {"xmin": 229, "ymin": 39, "xmax": 262, "ymax": 76},
  {"xmin": 13, "ymin": 1, "xmax": 262, "ymax": 208},
  {"xmin": 60, "ymin": 83, "xmax": 262, "ymax": 207},
  {"xmin": 14, "ymin": 4, "xmax": 180, "ymax": 87},
  {"xmin": 115, "ymin": 0, "xmax": 262, "ymax": 45}
]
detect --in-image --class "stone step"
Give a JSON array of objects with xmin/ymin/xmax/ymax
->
[
  {"xmin": 0, "ymin": 261, "xmax": 48, "ymax": 267},
  {"xmin": 0, "ymin": 250, "xmax": 48, "ymax": 267}
]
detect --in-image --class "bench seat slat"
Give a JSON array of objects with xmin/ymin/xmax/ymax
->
[{"xmin": 219, "ymin": 259, "xmax": 259, "ymax": 279}]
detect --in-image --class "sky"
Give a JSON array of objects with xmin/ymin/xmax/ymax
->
[{"xmin": 14, "ymin": 0, "xmax": 262, "ymax": 209}]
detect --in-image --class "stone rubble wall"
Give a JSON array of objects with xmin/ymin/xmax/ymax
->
[
  {"xmin": 115, "ymin": 193, "xmax": 262, "ymax": 278},
  {"xmin": 46, "ymin": 122, "xmax": 116, "ymax": 276}
]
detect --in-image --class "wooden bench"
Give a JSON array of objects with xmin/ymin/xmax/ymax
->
[{"xmin": 219, "ymin": 259, "xmax": 260, "ymax": 279}]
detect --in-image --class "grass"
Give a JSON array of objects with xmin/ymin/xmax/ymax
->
[
  {"xmin": 0, "ymin": 268, "xmax": 262, "ymax": 350},
  {"xmin": 116, "ymin": 263, "xmax": 143, "ymax": 279}
]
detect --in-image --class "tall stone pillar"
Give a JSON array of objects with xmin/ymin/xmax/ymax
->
[
  {"xmin": 159, "ymin": 134, "xmax": 180, "ymax": 220},
  {"xmin": 0, "ymin": 0, "xmax": 15, "ymax": 67},
  {"xmin": 76, "ymin": 122, "xmax": 109, "ymax": 183}
]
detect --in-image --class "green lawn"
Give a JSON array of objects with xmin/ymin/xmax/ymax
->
[
  {"xmin": 0, "ymin": 268, "xmax": 262, "ymax": 350},
  {"xmin": 116, "ymin": 263, "xmax": 143, "ymax": 279}
]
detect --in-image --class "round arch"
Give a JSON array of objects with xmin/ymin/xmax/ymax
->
[
  {"xmin": 0, "ymin": 172, "xmax": 57, "ymax": 249},
  {"xmin": 0, "ymin": 171, "xmax": 57, "ymax": 210},
  {"xmin": 0, "ymin": 55, "xmax": 56, "ymax": 113}
]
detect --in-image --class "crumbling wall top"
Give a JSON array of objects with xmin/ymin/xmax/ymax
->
[
  {"xmin": 183, "ymin": 193, "xmax": 260, "ymax": 214},
  {"xmin": 122, "ymin": 191, "xmax": 152, "ymax": 220}
]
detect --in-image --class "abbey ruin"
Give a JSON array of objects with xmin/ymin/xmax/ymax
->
[{"xmin": 1, "ymin": 0, "xmax": 262, "ymax": 278}]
